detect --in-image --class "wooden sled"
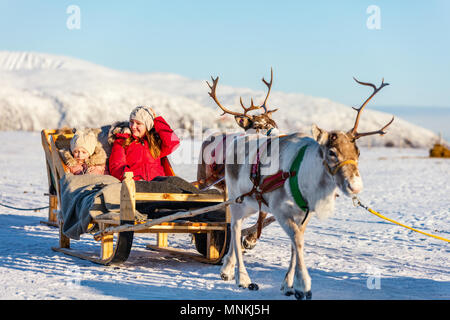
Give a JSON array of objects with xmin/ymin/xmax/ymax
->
[{"xmin": 41, "ymin": 129, "xmax": 231, "ymax": 265}]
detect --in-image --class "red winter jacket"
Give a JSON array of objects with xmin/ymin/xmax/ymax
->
[{"xmin": 109, "ymin": 116, "xmax": 180, "ymax": 181}]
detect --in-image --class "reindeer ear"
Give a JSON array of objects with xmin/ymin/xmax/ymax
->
[
  {"xmin": 311, "ymin": 124, "xmax": 328, "ymax": 145},
  {"xmin": 234, "ymin": 115, "xmax": 252, "ymax": 130}
]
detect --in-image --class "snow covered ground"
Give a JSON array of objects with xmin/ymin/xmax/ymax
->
[{"xmin": 0, "ymin": 131, "xmax": 448, "ymax": 300}]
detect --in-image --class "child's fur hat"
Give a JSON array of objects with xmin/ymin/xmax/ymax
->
[{"xmin": 70, "ymin": 129, "xmax": 97, "ymax": 156}]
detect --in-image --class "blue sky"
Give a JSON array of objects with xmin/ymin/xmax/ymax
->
[{"xmin": 1, "ymin": 0, "xmax": 449, "ymax": 107}]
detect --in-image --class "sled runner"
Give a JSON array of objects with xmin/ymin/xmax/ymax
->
[{"xmin": 40, "ymin": 129, "xmax": 231, "ymax": 265}]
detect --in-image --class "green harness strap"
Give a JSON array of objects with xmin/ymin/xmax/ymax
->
[{"xmin": 289, "ymin": 145, "xmax": 309, "ymax": 212}]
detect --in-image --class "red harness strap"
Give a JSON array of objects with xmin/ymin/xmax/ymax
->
[
  {"xmin": 238, "ymin": 170, "xmax": 295, "ymax": 239},
  {"xmin": 260, "ymin": 170, "xmax": 296, "ymax": 193}
]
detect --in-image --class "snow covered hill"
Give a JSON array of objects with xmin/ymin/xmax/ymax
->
[{"xmin": 0, "ymin": 51, "xmax": 440, "ymax": 147}]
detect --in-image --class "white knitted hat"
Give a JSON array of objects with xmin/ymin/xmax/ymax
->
[
  {"xmin": 70, "ymin": 130, "xmax": 97, "ymax": 156},
  {"xmin": 129, "ymin": 106, "xmax": 155, "ymax": 131}
]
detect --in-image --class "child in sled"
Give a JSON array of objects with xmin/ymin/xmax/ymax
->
[
  {"xmin": 61, "ymin": 129, "xmax": 109, "ymax": 175},
  {"xmin": 109, "ymin": 106, "xmax": 180, "ymax": 181}
]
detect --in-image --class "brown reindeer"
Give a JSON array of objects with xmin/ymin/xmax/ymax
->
[
  {"xmin": 220, "ymin": 78, "xmax": 393, "ymax": 299},
  {"xmin": 197, "ymin": 69, "xmax": 279, "ymax": 249}
]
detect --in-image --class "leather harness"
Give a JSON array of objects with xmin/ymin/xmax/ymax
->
[
  {"xmin": 237, "ymin": 140, "xmax": 358, "ymax": 239},
  {"xmin": 236, "ymin": 139, "xmax": 310, "ymax": 238},
  {"xmin": 205, "ymin": 134, "xmax": 357, "ymax": 240}
]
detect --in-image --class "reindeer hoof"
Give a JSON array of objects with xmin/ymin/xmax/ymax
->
[
  {"xmin": 221, "ymin": 273, "xmax": 234, "ymax": 281},
  {"xmin": 294, "ymin": 291, "xmax": 304, "ymax": 300},
  {"xmin": 242, "ymin": 237, "xmax": 257, "ymax": 250},
  {"xmin": 248, "ymin": 283, "xmax": 259, "ymax": 291},
  {"xmin": 306, "ymin": 291, "xmax": 312, "ymax": 300},
  {"xmin": 284, "ymin": 290, "xmax": 294, "ymax": 296},
  {"xmin": 294, "ymin": 290, "xmax": 312, "ymax": 300}
]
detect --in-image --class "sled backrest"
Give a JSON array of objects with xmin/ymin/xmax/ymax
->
[{"xmin": 41, "ymin": 129, "xmax": 74, "ymax": 201}]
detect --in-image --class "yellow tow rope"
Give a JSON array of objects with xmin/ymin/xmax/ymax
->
[{"xmin": 352, "ymin": 196, "xmax": 450, "ymax": 243}]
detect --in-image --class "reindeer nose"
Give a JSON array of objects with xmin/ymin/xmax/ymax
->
[
  {"xmin": 348, "ymin": 184, "xmax": 361, "ymax": 194},
  {"xmin": 348, "ymin": 179, "xmax": 363, "ymax": 194}
]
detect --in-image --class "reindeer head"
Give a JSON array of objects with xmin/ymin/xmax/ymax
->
[
  {"xmin": 206, "ymin": 69, "xmax": 278, "ymax": 133},
  {"xmin": 312, "ymin": 78, "xmax": 394, "ymax": 197}
]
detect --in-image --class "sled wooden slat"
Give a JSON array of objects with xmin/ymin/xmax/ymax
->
[
  {"xmin": 90, "ymin": 219, "xmax": 227, "ymax": 230},
  {"xmin": 40, "ymin": 195, "xmax": 59, "ymax": 227},
  {"xmin": 135, "ymin": 192, "xmax": 223, "ymax": 202},
  {"xmin": 137, "ymin": 221, "xmax": 227, "ymax": 233},
  {"xmin": 121, "ymin": 172, "xmax": 136, "ymax": 221},
  {"xmin": 42, "ymin": 128, "xmax": 231, "ymax": 266}
]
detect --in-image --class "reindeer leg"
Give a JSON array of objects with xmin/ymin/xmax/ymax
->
[
  {"xmin": 228, "ymin": 204, "xmax": 258, "ymax": 290},
  {"xmin": 220, "ymin": 241, "xmax": 235, "ymax": 281},
  {"xmin": 280, "ymin": 244, "xmax": 296, "ymax": 296},
  {"xmin": 292, "ymin": 230, "xmax": 312, "ymax": 300},
  {"xmin": 278, "ymin": 216, "xmax": 312, "ymax": 300},
  {"xmin": 242, "ymin": 211, "xmax": 267, "ymax": 250},
  {"xmin": 291, "ymin": 217, "xmax": 312, "ymax": 300},
  {"xmin": 220, "ymin": 208, "xmax": 237, "ymax": 281},
  {"xmin": 234, "ymin": 216, "xmax": 253, "ymax": 289}
]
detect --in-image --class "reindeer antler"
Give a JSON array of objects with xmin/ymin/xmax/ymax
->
[
  {"xmin": 206, "ymin": 76, "xmax": 243, "ymax": 117},
  {"xmin": 261, "ymin": 67, "xmax": 273, "ymax": 113},
  {"xmin": 239, "ymin": 97, "xmax": 261, "ymax": 115},
  {"xmin": 240, "ymin": 67, "xmax": 275, "ymax": 114},
  {"xmin": 207, "ymin": 68, "xmax": 276, "ymax": 117},
  {"xmin": 350, "ymin": 77, "xmax": 394, "ymax": 139},
  {"xmin": 352, "ymin": 117, "xmax": 394, "ymax": 139}
]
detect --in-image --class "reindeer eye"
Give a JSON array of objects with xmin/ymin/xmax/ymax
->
[{"xmin": 328, "ymin": 150, "xmax": 337, "ymax": 158}]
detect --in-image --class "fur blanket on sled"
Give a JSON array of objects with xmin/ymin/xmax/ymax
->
[{"xmin": 59, "ymin": 174, "xmax": 122, "ymax": 240}]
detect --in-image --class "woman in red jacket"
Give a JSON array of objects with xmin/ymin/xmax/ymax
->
[{"xmin": 109, "ymin": 106, "xmax": 180, "ymax": 181}]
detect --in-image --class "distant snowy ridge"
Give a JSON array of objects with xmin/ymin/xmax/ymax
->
[
  {"xmin": 0, "ymin": 51, "xmax": 108, "ymax": 71},
  {"xmin": 0, "ymin": 51, "xmax": 440, "ymax": 148}
]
